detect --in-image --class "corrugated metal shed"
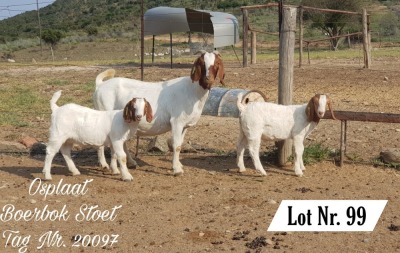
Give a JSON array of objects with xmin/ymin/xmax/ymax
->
[{"xmin": 144, "ymin": 6, "xmax": 239, "ymax": 48}]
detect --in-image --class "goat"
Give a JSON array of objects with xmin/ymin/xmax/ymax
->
[
  {"xmin": 42, "ymin": 90, "xmax": 153, "ymax": 181},
  {"xmin": 236, "ymin": 94, "xmax": 337, "ymax": 176},
  {"xmin": 93, "ymin": 50, "xmax": 225, "ymax": 176}
]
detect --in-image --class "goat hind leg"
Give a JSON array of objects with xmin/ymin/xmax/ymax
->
[
  {"xmin": 247, "ymin": 138, "xmax": 267, "ymax": 176},
  {"xmin": 236, "ymin": 130, "xmax": 248, "ymax": 173},
  {"xmin": 42, "ymin": 141, "xmax": 62, "ymax": 180},
  {"xmin": 97, "ymin": 146, "xmax": 110, "ymax": 170},
  {"xmin": 60, "ymin": 143, "xmax": 81, "ymax": 176}
]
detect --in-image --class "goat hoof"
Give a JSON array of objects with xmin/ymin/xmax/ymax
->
[
  {"xmin": 128, "ymin": 164, "xmax": 138, "ymax": 170},
  {"xmin": 173, "ymin": 171, "xmax": 183, "ymax": 177},
  {"xmin": 122, "ymin": 175, "xmax": 134, "ymax": 181}
]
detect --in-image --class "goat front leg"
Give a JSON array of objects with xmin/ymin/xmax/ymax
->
[
  {"xmin": 123, "ymin": 142, "xmax": 137, "ymax": 168},
  {"xmin": 109, "ymin": 146, "xmax": 120, "ymax": 175},
  {"xmin": 170, "ymin": 122, "xmax": 185, "ymax": 176},
  {"xmin": 293, "ymin": 136, "xmax": 305, "ymax": 177},
  {"xmin": 113, "ymin": 141, "xmax": 133, "ymax": 181}
]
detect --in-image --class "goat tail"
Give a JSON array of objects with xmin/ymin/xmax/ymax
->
[
  {"xmin": 237, "ymin": 93, "xmax": 247, "ymax": 113},
  {"xmin": 50, "ymin": 90, "xmax": 62, "ymax": 112},
  {"xmin": 95, "ymin": 69, "xmax": 116, "ymax": 88}
]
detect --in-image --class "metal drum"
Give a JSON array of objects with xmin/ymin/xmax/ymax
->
[{"xmin": 202, "ymin": 87, "xmax": 267, "ymax": 118}]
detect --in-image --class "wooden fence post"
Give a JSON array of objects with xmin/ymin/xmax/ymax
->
[
  {"xmin": 278, "ymin": 7, "xmax": 297, "ymax": 166},
  {"xmin": 299, "ymin": 6, "xmax": 304, "ymax": 67},
  {"xmin": 242, "ymin": 9, "xmax": 249, "ymax": 67},
  {"xmin": 362, "ymin": 8, "xmax": 371, "ymax": 68},
  {"xmin": 251, "ymin": 31, "xmax": 257, "ymax": 64}
]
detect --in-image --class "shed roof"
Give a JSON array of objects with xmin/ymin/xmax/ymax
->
[{"xmin": 144, "ymin": 7, "xmax": 239, "ymax": 48}]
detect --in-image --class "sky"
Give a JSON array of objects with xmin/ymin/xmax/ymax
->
[{"xmin": 0, "ymin": 0, "xmax": 56, "ymax": 20}]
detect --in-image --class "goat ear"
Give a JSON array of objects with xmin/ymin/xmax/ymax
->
[
  {"xmin": 190, "ymin": 58, "xmax": 202, "ymax": 82},
  {"xmin": 123, "ymin": 99, "xmax": 136, "ymax": 123},
  {"xmin": 306, "ymin": 97, "xmax": 315, "ymax": 122},
  {"xmin": 217, "ymin": 56, "xmax": 225, "ymax": 85},
  {"xmin": 144, "ymin": 99, "xmax": 153, "ymax": 123},
  {"xmin": 123, "ymin": 102, "xmax": 130, "ymax": 122},
  {"xmin": 327, "ymin": 96, "xmax": 338, "ymax": 120}
]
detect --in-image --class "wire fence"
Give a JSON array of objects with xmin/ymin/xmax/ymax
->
[{"xmin": 1, "ymin": 2, "xmax": 400, "ymax": 64}]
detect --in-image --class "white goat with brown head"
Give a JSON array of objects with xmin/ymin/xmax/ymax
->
[
  {"xmin": 236, "ymin": 94, "xmax": 337, "ymax": 177},
  {"xmin": 93, "ymin": 50, "xmax": 225, "ymax": 176},
  {"xmin": 43, "ymin": 90, "xmax": 153, "ymax": 181}
]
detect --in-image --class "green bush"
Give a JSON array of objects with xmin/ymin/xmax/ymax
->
[{"xmin": 41, "ymin": 29, "xmax": 65, "ymax": 47}]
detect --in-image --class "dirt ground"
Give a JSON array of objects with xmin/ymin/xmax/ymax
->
[{"xmin": 0, "ymin": 55, "xmax": 399, "ymax": 253}]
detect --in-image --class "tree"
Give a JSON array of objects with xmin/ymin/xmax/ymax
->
[
  {"xmin": 41, "ymin": 29, "xmax": 65, "ymax": 47},
  {"xmin": 379, "ymin": 12, "xmax": 399, "ymax": 36},
  {"xmin": 41, "ymin": 29, "xmax": 65, "ymax": 60},
  {"xmin": 302, "ymin": 0, "xmax": 369, "ymax": 50}
]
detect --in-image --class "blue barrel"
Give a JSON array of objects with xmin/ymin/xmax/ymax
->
[{"xmin": 202, "ymin": 87, "xmax": 267, "ymax": 118}]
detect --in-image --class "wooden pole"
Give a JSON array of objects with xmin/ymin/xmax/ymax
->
[
  {"xmin": 340, "ymin": 120, "xmax": 347, "ymax": 167},
  {"xmin": 170, "ymin": 33, "xmax": 173, "ymax": 69},
  {"xmin": 152, "ymin": 35, "xmax": 155, "ymax": 65},
  {"xmin": 251, "ymin": 31, "xmax": 257, "ymax": 64},
  {"xmin": 362, "ymin": 8, "xmax": 371, "ymax": 68},
  {"xmin": 140, "ymin": 0, "xmax": 144, "ymax": 81},
  {"xmin": 299, "ymin": 6, "xmax": 303, "ymax": 67},
  {"xmin": 277, "ymin": 7, "xmax": 297, "ymax": 166},
  {"xmin": 36, "ymin": 0, "xmax": 42, "ymax": 54},
  {"xmin": 242, "ymin": 9, "xmax": 249, "ymax": 67},
  {"xmin": 138, "ymin": 0, "xmax": 144, "ymax": 157},
  {"xmin": 347, "ymin": 32, "xmax": 351, "ymax": 48}
]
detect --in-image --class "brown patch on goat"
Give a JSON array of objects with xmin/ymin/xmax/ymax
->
[
  {"xmin": 144, "ymin": 98, "xmax": 153, "ymax": 123},
  {"xmin": 190, "ymin": 52, "xmax": 225, "ymax": 90},
  {"xmin": 123, "ymin": 98, "xmax": 137, "ymax": 123}
]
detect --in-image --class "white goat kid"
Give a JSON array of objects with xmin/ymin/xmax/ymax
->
[
  {"xmin": 236, "ymin": 94, "xmax": 337, "ymax": 176},
  {"xmin": 93, "ymin": 51, "xmax": 225, "ymax": 176},
  {"xmin": 43, "ymin": 90, "xmax": 153, "ymax": 181}
]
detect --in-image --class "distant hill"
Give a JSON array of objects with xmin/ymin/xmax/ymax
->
[
  {"xmin": 0, "ymin": 0, "xmax": 305, "ymax": 43},
  {"xmin": 0, "ymin": 0, "xmax": 398, "ymax": 44},
  {"xmin": 0, "ymin": 0, "xmax": 142, "ymax": 42}
]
